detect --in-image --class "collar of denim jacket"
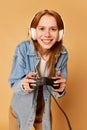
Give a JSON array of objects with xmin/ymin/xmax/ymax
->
[
  {"xmin": 26, "ymin": 40, "xmax": 67, "ymax": 56},
  {"xmin": 26, "ymin": 40, "xmax": 39, "ymax": 56},
  {"xmin": 61, "ymin": 46, "xmax": 68, "ymax": 54}
]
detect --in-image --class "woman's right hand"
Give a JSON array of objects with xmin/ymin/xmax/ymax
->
[{"xmin": 21, "ymin": 72, "xmax": 37, "ymax": 92}]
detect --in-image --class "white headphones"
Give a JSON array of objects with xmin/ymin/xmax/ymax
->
[{"xmin": 30, "ymin": 28, "xmax": 64, "ymax": 42}]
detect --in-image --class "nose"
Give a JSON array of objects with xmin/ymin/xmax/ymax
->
[{"xmin": 45, "ymin": 29, "xmax": 51, "ymax": 37}]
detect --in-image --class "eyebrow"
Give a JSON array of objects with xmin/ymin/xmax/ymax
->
[{"xmin": 37, "ymin": 26, "xmax": 58, "ymax": 28}]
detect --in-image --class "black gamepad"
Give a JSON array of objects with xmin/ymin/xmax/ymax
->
[{"xmin": 29, "ymin": 77, "xmax": 60, "ymax": 89}]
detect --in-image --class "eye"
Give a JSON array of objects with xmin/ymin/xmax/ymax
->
[
  {"xmin": 38, "ymin": 27, "xmax": 45, "ymax": 31},
  {"xmin": 51, "ymin": 28, "xmax": 58, "ymax": 31}
]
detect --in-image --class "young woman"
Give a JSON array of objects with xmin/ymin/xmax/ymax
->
[{"xmin": 9, "ymin": 9, "xmax": 68, "ymax": 130}]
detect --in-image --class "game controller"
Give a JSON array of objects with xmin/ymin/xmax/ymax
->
[{"xmin": 29, "ymin": 77, "xmax": 60, "ymax": 89}]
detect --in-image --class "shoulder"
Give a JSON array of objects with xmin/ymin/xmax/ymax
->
[
  {"xmin": 61, "ymin": 46, "xmax": 68, "ymax": 54},
  {"xmin": 17, "ymin": 40, "xmax": 32, "ymax": 50},
  {"xmin": 59, "ymin": 45, "xmax": 68, "ymax": 61},
  {"xmin": 15, "ymin": 40, "xmax": 33, "ymax": 55}
]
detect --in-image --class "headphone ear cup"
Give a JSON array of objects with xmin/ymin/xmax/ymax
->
[
  {"xmin": 58, "ymin": 29, "xmax": 64, "ymax": 41},
  {"xmin": 30, "ymin": 28, "xmax": 64, "ymax": 41},
  {"xmin": 30, "ymin": 28, "xmax": 37, "ymax": 40}
]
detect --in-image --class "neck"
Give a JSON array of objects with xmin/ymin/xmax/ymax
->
[{"xmin": 41, "ymin": 52, "xmax": 49, "ymax": 61}]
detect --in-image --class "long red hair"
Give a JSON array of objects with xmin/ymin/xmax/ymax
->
[{"xmin": 29, "ymin": 10, "xmax": 64, "ymax": 77}]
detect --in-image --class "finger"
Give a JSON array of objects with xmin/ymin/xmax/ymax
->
[
  {"xmin": 26, "ymin": 72, "xmax": 37, "ymax": 79},
  {"xmin": 53, "ymin": 83, "xmax": 65, "ymax": 92},
  {"xmin": 22, "ymin": 78, "xmax": 30, "ymax": 84},
  {"xmin": 22, "ymin": 82, "xmax": 29, "ymax": 89},
  {"xmin": 22, "ymin": 78, "xmax": 36, "ymax": 87},
  {"xmin": 56, "ymin": 70, "xmax": 61, "ymax": 77},
  {"xmin": 22, "ymin": 83, "xmax": 34, "ymax": 92},
  {"xmin": 54, "ymin": 78, "xmax": 66, "ymax": 84},
  {"xmin": 60, "ymin": 82, "xmax": 66, "ymax": 88}
]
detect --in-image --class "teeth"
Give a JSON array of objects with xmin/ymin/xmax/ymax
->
[{"xmin": 42, "ymin": 39, "xmax": 52, "ymax": 43}]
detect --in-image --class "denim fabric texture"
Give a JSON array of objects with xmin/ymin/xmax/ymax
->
[{"xmin": 8, "ymin": 40, "xmax": 68, "ymax": 130}]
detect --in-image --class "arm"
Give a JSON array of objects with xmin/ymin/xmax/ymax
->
[
  {"xmin": 8, "ymin": 44, "xmax": 29, "ymax": 94},
  {"xmin": 51, "ymin": 48, "xmax": 68, "ymax": 98}
]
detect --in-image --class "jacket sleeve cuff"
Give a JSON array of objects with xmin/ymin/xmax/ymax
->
[
  {"xmin": 11, "ymin": 80, "xmax": 29, "ymax": 95},
  {"xmin": 51, "ymin": 89, "xmax": 66, "ymax": 98}
]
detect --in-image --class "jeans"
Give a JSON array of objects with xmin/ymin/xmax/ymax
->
[{"xmin": 9, "ymin": 106, "xmax": 43, "ymax": 130}]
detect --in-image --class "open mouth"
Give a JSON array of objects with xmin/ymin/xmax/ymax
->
[{"xmin": 41, "ymin": 39, "xmax": 53, "ymax": 44}]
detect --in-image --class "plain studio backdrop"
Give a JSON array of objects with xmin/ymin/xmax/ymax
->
[{"xmin": 0, "ymin": 0, "xmax": 87, "ymax": 130}]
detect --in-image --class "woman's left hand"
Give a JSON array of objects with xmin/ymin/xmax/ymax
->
[{"xmin": 53, "ymin": 70, "xmax": 66, "ymax": 92}]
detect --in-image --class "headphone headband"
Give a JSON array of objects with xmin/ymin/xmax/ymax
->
[{"xmin": 29, "ymin": 10, "xmax": 64, "ymax": 41}]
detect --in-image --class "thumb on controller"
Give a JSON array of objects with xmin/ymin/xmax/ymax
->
[{"xmin": 56, "ymin": 70, "xmax": 61, "ymax": 78}]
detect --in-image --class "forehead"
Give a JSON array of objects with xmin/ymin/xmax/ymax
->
[{"xmin": 37, "ymin": 14, "xmax": 57, "ymax": 26}]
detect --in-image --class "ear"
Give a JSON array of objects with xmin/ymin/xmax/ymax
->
[
  {"xmin": 30, "ymin": 28, "xmax": 37, "ymax": 40},
  {"xmin": 58, "ymin": 29, "xmax": 64, "ymax": 41}
]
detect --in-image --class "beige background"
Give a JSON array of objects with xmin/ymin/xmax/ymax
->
[{"xmin": 0, "ymin": 0, "xmax": 87, "ymax": 130}]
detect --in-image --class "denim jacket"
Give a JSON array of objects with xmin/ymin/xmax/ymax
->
[{"xmin": 8, "ymin": 40, "xmax": 68, "ymax": 130}]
